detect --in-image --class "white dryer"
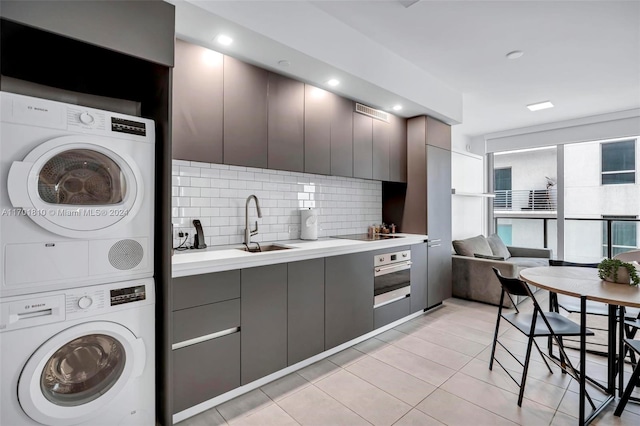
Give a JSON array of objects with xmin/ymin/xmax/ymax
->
[
  {"xmin": 0, "ymin": 92, "xmax": 155, "ymax": 297},
  {"xmin": 0, "ymin": 278, "xmax": 155, "ymax": 426}
]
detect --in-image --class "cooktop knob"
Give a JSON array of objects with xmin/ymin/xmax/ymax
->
[{"xmin": 78, "ymin": 296, "xmax": 93, "ymax": 309}]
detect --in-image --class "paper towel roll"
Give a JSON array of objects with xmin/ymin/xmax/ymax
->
[{"xmin": 300, "ymin": 208, "xmax": 318, "ymax": 240}]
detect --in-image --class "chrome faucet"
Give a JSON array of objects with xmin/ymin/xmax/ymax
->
[{"xmin": 244, "ymin": 194, "xmax": 262, "ymax": 246}]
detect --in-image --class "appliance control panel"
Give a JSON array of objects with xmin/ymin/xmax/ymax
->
[
  {"xmin": 0, "ymin": 279, "xmax": 154, "ymax": 333},
  {"xmin": 67, "ymin": 107, "xmax": 106, "ymax": 131},
  {"xmin": 374, "ymin": 250, "xmax": 411, "ymax": 267}
]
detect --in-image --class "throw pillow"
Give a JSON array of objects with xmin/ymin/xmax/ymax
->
[
  {"xmin": 474, "ymin": 253, "xmax": 505, "ymax": 261},
  {"xmin": 487, "ymin": 234, "xmax": 511, "ymax": 260},
  {"xmin": 452, "ymin": 235, "xmax": 493, "ymax": 257}
]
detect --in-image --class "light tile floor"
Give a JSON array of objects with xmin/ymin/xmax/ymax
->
[{"xmin": 177, "ymin": 292, "xmax": 640, "ymax": 425}]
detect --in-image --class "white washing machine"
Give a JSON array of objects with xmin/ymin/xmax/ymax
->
[
  {"xmin": 0, "ymin": 278, "xmax": 155, "ymax": 426},
  {"xmin": 0, "ymin": 92, "xmax": 155, "ymax": 297}
]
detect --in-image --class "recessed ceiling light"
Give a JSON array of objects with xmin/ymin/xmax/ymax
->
[
  {"xmin": 216, "ymin": 34, "xmax": 233, "ymax": 46},
  {"xmin": 527, "ymin": 101, "xmax": 554, "ymax": 111},
  {"xmin": 506, "ymin": 50, "xmax": 524, "ymax": 60},
  {"xmin": 392, "ymin": 105, "xmax": 403, "ymax": 111},
  {"xmin": 327, "ymin": 79, "xmax": 340, "ymax": 87},
  {"xmin": 278, "ymin": 60, "xmax": 291, "ymax": 67}
]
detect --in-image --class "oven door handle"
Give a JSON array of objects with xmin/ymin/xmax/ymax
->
[{"xmin": 374, "ymin": 261, "xmax": 412, "ymax": 276}]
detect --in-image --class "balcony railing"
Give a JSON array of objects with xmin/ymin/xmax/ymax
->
[
  {"xmin": 495, "ymin": 217, "xmax": 639, "ymax": 262},
  {"xmin": 494, "ymin": 188, "xmax": 557, "ymax": 211}
]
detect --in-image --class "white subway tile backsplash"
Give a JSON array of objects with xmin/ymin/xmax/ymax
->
[{"xmin": 172, "ymin": 160, "xmax": 382, "ymax": 246}]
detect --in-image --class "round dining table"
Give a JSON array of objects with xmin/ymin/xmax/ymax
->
[{"xmin": 520, "ymin": 266, "xmax": 640, "ymax": 425}]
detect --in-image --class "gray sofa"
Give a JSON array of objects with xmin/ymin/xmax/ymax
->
[{"xmin": 452, "ymin": 235, "xmax": 552, "ymax": 308}]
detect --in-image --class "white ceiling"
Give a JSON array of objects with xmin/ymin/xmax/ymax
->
[{"xmin": 172, "ymin": 0, "xmax": 640, "ymax": 144}]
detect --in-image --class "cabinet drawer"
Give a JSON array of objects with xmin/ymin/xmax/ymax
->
[
  {"xmin": 173, "ymin": 332, "xmax": 240, "ymax": 413},
  {"xmin": 173, "ymin": 299, "xmax": 240, "ymax": 344},
  {"xmin": 374, "ymin": 296, "xmax": 411, "ymax": 329},
  {"xmin": 172, "ymin": 270, "xmax": 240, "ymax": 311}
]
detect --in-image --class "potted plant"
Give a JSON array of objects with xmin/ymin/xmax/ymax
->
[{"xmin": 598, "ymin": 258, "xmax": 640, "ymax": 286}]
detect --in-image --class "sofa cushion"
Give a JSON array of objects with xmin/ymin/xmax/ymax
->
[
  {"xmin": 474, "ymin": 253, "xmax": 505, "ymax": 261},
  {"xmin": 487, "ymin": 234, "xmax": 511, "ymax": 260},
  {"xmin": 452, "ymin": 235, "xmax": 493, "ymax": 257},
  {"xmin": 509, "ymin": 257, "xmax": 550, "ymax": 268}
]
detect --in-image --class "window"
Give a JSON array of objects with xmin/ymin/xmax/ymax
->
[
  {"xmin": 602, "ymin": 218, "xmax": 638, "ymax": 257},
  {"xmin": 497, "ymin": 224, "xmax": 513, "ymax": 246},
  {"xmin": 494, "ymin": 167, "xmax": 512, "ymax": 208},
  {"xmin": 601, "ymin": 140, "xmax": 636, "ymax": 185}
]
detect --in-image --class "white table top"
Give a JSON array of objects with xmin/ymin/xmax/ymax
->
[{"xmin": 520, "ymin": 266, "xmax": 640, "ymax": 308}]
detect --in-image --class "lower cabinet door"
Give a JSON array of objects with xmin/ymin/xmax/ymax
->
[
  {"xmin": 173, "ymin": 332, "xmax": 240, "ymax": 413},
  {"xmin": 374, "ymin": 297, "xmax": 411, "ymax": 329}
]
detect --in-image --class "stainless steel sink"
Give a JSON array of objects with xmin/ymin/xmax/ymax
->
[{"xmin": 237, "ymin": 244, "xmax": 291, "ymax": 253}]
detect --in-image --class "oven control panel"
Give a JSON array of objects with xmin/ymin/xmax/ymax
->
[{"xmin": 374, "ymin": 250, "xmax": 411, "ymax": 267}]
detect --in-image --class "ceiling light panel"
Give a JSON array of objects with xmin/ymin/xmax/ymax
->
[
  {"xmin": 527, "ymin": 101, "xmax": 554, "ymax": 111},
  {"xmin": 216, "ymin": 34, "xmax": 233, "ymax": 46}
]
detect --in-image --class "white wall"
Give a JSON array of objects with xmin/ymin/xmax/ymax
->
[
  {"xmin": 171, "ymin": 160, "xmax": 381, "ymax": 247},
  {"xmin": 451, "ymin": 125, "xmax": 486, "ymax": 240}
]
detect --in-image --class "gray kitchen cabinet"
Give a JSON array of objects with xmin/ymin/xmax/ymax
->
[
  {"xmin": 330, "ymin": 95, "xmax": 354, "ymax": 177},
  {"xmin": 325, "ymin": 251, "xmax": 374, "ymax": 349},
  {"xmin": 172, "ymin": 270, "xmax": 240, "ymax": 311},
  {"xmin": 223, "ymin": 56, "xmax": 268, "ymax": 168},
  {"xmin": 426, "ymin": 145, "xmax": 452, "ymax": 307},
  {"xmin": 402, "ymin": 117, "xmax": 428, "ymax": 234},
  {"xmin": 172, "ymin": 270, "xmax": 241, "ymax": 414},
  {"xmin": 410, "ymin": 242, "xmax": 428, "ymax": 313},
  {"xmin": 374, "ymin": 297, "xmax": 411, "ymax": 329},
  {"xmin": 389, "ymin": 115, "xmax": 407, "ymax": 183},
  {"xmin": 172, "ymin": 299, "xmax": 240, "ymax": 344},
  {"xmin": 288, "ymin": 258, "xmax": 325, "ymax": 365},
  {"xmin": 426, "ymin": 116, "xmax": 452, "ymax": 150},
  {"xmin": 304, "ymin": 84, "xmax": 332, "ymax": 175},
  {"xmin": 172, "ymin": 39, "xmax": 223, "ymax": 163},
  {"xmin": 1, "ymin": 1, "xmax": 175, "ymax": 67},
  {"xmin": 372, "ymin": 119, "xmax": 390, "ymax": 181},
  {"xmin": 268, "ymin": 73, "xmax": 304, "ymax": 172},
  {"xmin": 403, "ymin": 116, "xmax": 452, "ymax": 308},
  {"xmin": 173, "ymin": 332, "xmax": 240, "ymax": 413},
  {"xmin": 241, "ymin": 264, "xmax": 288, "ymax": 384},
  {"xmin": 353, "ymin": 113, "xmax": 373, "ymax": 179}
]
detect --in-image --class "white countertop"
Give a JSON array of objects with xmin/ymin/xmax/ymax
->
[{"xmin": 172, "ymin": 234, "xmax": 429, "ymax": 278}]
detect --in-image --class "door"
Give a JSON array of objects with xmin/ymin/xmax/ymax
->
[
  {"xmin": 18, "ymin": 322, "xmax": 145, "ymax": 426},
  {"xmin": 7, "ymin": 135, "xmax": 143, "ymax": 238}
]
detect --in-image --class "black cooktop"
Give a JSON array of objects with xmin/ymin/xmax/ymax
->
[{"xmin": 331, "ymin": 234, "xmax": 406, "ymax": 241}]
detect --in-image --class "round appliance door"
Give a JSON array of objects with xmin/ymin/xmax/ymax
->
[
  {"xmin": 18, "ymin": 321, "xmax": 146, "ymax": 426},
  {"xmin": 7, "ymin": 135, "xmax": 143, "ymax": 238}
]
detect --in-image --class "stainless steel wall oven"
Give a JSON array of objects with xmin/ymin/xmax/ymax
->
[{"xmin": 374, "ymin": 249, "xmax": 411, "ymax": 308}]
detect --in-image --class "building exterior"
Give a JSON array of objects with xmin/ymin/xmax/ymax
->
[{"xmin": 493, "ymin": 138, "xmax": 639, "ymax": 261}]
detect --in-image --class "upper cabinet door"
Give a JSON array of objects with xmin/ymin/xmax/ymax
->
[
  {"xmin": 304, "ymin": 85, "xmax": 331, "ymax": 175},
  {"xmin": 372, "ymin": 119, "xmax": 390, "ymax": 181},
  {"xmin": 330, "ymin": 95, "xmax": 354, "ymax": 177},
  {"xmin": 267, "ymin": 73, "xmax": 304, "ymax": 172},
  {"xmin": 353, "ymin": 113, "xmax": 373, "ymax": 179},
  {"xmin": 223, "ymin": 56, "xmax": 268, "ymax": 168},
  {"xmin": 172, "ymin": 40, "xmax": 223, "ymax": 163},
  {"xmin": 426, "ymin": 116, "xmax": 451, "ymax": 150},
  {"xmin": 389, "ymin": 115, "xmax": 407, "ymax": 183}
]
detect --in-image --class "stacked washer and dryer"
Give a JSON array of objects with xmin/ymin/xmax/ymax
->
[{"xmin": 0, "ymin": 92, "xmax": 156, "ymax": 425}]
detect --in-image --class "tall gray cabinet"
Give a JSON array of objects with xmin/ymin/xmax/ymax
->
[{"xmin": 404, "ymin": 116, "xmax": 452, "ymax": 308}]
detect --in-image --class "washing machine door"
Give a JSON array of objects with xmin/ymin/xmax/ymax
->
[
  {"xmin": 18, "ymin": 321, "xmax": 146, "ymax": 426},
  {"xmin": 7, "ymin": 135, "xmax": 143, "ymax": 238}
]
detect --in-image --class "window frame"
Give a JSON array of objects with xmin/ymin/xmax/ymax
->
[{"xmin": 601, "ymin": 139, "xmax": 636, "ymax": 185}]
